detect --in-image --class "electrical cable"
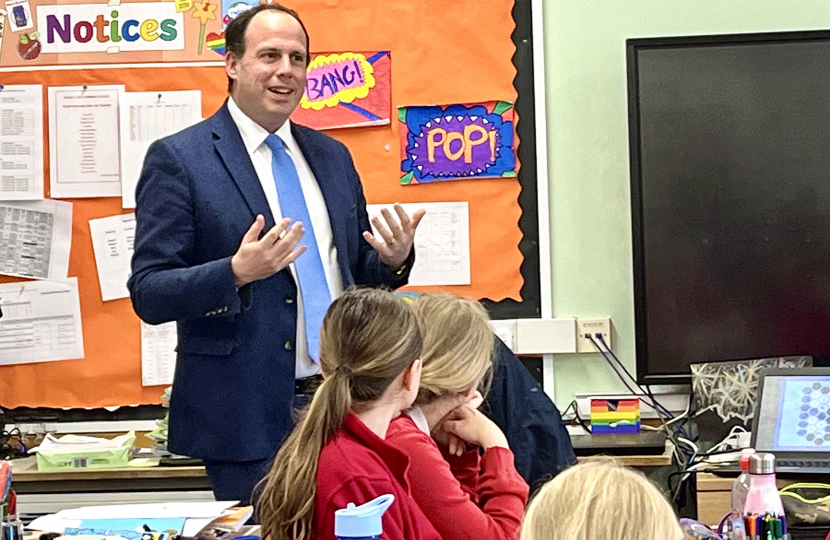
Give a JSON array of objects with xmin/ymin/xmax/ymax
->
[
  {"xmin": 0, "ymin": 406, "xmax": 27, "ymax": 459},
  {"xmin": 586, "ymin": 333, "xmax": 698, "ymax": 509},
  {"xmin": 594, "ymin": 334, "xmax": 679, "ymax": 424},
  {"xmin": 599, "ymin": 337, "xmax": 682, "ymax": 434},
  {"xmin": 560, "ymin": 400, "xmax": 592, "ymax": 433},
  {"xmin": 587, "ymin": 334, "xmax": 689, "ymax": 438},
  {"xmin": 573, "ymin": 406, "xmax": 592, "ymax": 434}
]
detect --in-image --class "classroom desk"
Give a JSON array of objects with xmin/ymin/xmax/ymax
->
[
  {"xmin": 10, "ymin": 448, "xmax": 671, "ymax": 514},
  {"xmin": 10, "ymin": 457, "xmax": 213, "ymax": 514},
  {"xmin": 696, "ymin": 472, "xmax": 796, "ymax": 526},
  {"xmin": 11, "ymin": 456, "xmax": 211, "ymax": 494},
  {"xmin": 571, "ymin": 431, "xmax": 672, "ymax": 468},
  {"xmin": 578, "ymin": 454, "xmax": 672, "ymax": 467}
]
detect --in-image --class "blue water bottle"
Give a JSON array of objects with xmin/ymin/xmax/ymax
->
[{"xmin": 334, "ymin": 494, "xmax": 395, "ymax": 540}]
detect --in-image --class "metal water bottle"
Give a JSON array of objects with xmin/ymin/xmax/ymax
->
[{"xmin": 743, "ymin": 453, "xmax": 784, "ymax": 516}]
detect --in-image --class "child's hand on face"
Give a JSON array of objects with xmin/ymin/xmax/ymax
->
[
  {"xmin": 432, "ymin": 422, "xmax": 467, "ymax": 456},
  {"xmin": 439, "ymin": 404, "xmax": 510, "ymax": 451},
  {"xmin": 432, "ymin": 395, "xmax": 471, "ymax": 456},
  {"xmin": 431, "ymin": 390, "xmax": 486, "ymax": 456}
]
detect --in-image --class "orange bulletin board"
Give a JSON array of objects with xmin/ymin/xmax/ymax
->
[{"xmin": 0, "ymin": 0, "xmax": 525, "ymax": 409}]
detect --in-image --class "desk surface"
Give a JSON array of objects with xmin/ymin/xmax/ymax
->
[
  {"xmin": 9, "ymin": 448, "xmax": 672, "ymax": 492},
  {"xmin": 10, "ymin": 457, "xmax": 211, "ymax": 494},
  {"xmin": 578, "ymin": 454, "xmax": 672, "ymax": 467},
  {"xmin": 571, "ymin": 431, "xmax": 671, "ymax": 467},
  {"xmin": 571, "ymin": 431, "xmax": 668, "ymax": 453},
  {"xmin": 11, "ymin": 457, "xmax": 206, "ymax": 481},
  {"xmin": 696, "ymin": 472, "xmax": 798, "ymax": 526}
]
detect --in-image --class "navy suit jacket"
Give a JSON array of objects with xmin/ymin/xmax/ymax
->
[
  {"xmin": 128, "ymin": 102, "xmax": 412, "ymax": 462},
  {"xmin": 484, "ymin": 339, "xmax": 577, "ymax": 489}
]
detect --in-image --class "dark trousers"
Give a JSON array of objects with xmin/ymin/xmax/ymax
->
[
  {"xmin": 203, "ymin": 457, "xmax": 273, "ymax": 505},
  {"xmin": 203, "ymin": 376, "xmax": 321, "ymax": 505}
]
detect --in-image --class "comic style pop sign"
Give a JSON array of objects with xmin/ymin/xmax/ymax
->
[{"xmin": 398, "ymin": 101, "xmax": 516, "ymax": 185}]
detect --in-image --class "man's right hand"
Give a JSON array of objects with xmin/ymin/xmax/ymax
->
[{"xmin": 231, "ymin": 215, "xmax": 306, "ymax": 287}]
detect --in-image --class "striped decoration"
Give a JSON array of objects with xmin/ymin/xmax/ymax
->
[{"xmin": 590, "ymin": 398, "xmax": 641, "ymax": 435}]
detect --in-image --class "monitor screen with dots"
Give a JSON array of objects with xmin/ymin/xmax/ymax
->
[{"xmin": 755, "ymin": 373, "xmax": 830, "ymax": 453}]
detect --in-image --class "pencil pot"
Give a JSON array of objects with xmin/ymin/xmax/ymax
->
[{"xmin": 780, "ymin": 483, "xmax": 830, "ymax": 527}]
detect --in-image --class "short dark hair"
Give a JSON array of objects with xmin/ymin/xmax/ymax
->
[{"xmin": 225, "ymin": 3, "xmax": 310, "ymax": 93}]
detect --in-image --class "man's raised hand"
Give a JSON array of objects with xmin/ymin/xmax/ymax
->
[{"xmin": 231, "ymin": 215, "xmax": 306, "ymax": 287}]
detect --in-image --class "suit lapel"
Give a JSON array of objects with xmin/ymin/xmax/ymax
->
[{"xmin": 212, "ymin": 103, "xmax": 275, "ymax": 229}]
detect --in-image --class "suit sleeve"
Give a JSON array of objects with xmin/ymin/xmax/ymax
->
[
  {"xmin": 128, "ymin": 139, "xmax": 244, "ymax": 325},
  {"xmin": 341, "ymin": 144, "xmax": 415, "ymax": 289},
  {"xmin": 391, "ymin": 427, "xmax": 528, "ymax": 540}
]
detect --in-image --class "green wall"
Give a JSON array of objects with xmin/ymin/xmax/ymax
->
[{"xmin": 546, "ymin": 0, "xmax": 830, "ymax": 405}]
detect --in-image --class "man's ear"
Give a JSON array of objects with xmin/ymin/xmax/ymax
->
[
  {"xmin": 225, "ymin": 52, "xmax": 239, "ymax": 85},
  {"xmin": 402, "ymin": 359, "xmax": 421, "ymax": 393}
]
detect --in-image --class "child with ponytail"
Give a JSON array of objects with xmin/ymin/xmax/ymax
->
[{"xmin": 258, "ymin": 288, "xmax": 441, "ymax": 540}]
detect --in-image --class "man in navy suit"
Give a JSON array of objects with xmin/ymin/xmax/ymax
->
[{"xmin": 128, "ymin": 3, "xmax": 423, "ymax": 504}]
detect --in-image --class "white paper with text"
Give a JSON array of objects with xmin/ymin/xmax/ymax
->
[
  {"xmin": 0, "ymin": 277, "xmax": 84, "ymax": 365},
  {"xmin": 0, "ymin": 84, "xmax": 44, "ymax": 200},
  {"xmin": 366, "ymin": 201, "xmax": 470, "ymax": 286},
  {"xmin": 0, "ymin": 199, "xmax": 72, "ymax": 279},
  {"xmin": 48, "ymin": 85, "xmax": 124, "ymax": 198},
  {"xmin": 141, "ymin": 320, "xmax": 177, "ymax": 386},
  {"xmin": 89, "ymin": 212, "xmax": 135, "ymax": 301},
  {"xmin": 120, "ymin": 90, "xmax": 202, "ymax": 208}
]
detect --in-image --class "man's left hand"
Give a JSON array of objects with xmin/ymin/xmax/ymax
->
[{"xmin": 362, "ymin": 203, "xmax": 425, "ymax": 271}]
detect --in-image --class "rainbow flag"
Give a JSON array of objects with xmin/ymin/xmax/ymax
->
[{"xmin": 590, "ymin": 398, "xmax": 641, "ymax": 435}]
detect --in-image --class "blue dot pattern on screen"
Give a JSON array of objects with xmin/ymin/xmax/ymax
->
[{"xmin": 794, "ymin": 384, "xmax": 830, "ymax": 445}]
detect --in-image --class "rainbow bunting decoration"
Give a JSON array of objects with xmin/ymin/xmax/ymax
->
[{"xmin": 590, "ymin": 398, "xmax": 641, "ymax": 435}]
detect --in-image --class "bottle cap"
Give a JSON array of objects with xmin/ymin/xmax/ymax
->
[
  {"xmin": 334, "ymin": 494, "xmax": 395, "ymax": 538},
  {"xmin": 749, "ymin": 452, "xmax": 776, "ymax": 474},
  {"xmin": 739, "ymin": 448, "xmax": 755, "ymax": 471}
]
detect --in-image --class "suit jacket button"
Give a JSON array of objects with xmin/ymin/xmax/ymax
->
[
  {"xmin": 285, "ymin": 297, "xmax": 294, "ymax": 304},
  {"xmin": 284, "ymin": 341, "xmax": 293, "ymax": 351}
]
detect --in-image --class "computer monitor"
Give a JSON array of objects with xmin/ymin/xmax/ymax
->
[
  {"xmin": 753, "ymin": 368, "xmax": 830, "ymax": 460},
  {"xmin": 628, "ymin": 31, "xmax": 830, "ymax": 384}
]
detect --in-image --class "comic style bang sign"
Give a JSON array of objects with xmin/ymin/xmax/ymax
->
[
  {"xmin": 398, "ymin": 101, "xmax": 516, "ymax": 185},
  {"xmin": 290, "ymin": 51, "xmax": 391, "ymax": 130}
]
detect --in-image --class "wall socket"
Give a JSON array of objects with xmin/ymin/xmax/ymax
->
[{"xmin": 576, "ymin": 317, "xmax": 611, "ymax": 353}]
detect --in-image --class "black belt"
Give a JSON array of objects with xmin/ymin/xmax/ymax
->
[{"xmin": 294, "ymin": 374, "xmax": 323, "ymax": 396}]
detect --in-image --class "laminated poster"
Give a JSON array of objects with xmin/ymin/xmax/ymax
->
[{"xmin": 398, "ymin": 101, "xmax": 516, "ymax": 185}]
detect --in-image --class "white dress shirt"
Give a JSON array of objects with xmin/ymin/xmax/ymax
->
[{"xmin": 228, "ymin": 98, "xmax": 344, "ymax": 379}]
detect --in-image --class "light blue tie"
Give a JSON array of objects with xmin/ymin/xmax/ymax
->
[{"xmin": 264, "ymin": 133, "xmax": 331, "ymax": 362}]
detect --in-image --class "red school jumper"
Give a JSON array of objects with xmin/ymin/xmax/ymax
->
[
  {"xmin": 385, "ymin": 412, "xmax": 529, "ymax": 540},
  {"xmin": 314, "ymin": 412, "xmax": 443, "ymax": 540}
]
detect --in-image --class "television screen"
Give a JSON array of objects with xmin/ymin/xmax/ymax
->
[{"xmin": 628, "ymin": 31, "xmax": 830, "ymax": 383}]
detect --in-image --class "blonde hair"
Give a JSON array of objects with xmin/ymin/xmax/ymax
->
[
  {"xmin": 521, "ymin": 460, "xmax": 683, "ymax": 540},
  {"xmin": 411, "ymin": 293, "xmax": 493, "ymax": 404},
  {"xmin": 257, "ymin": 288, "xmax": 423, "ymax": 540}
]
